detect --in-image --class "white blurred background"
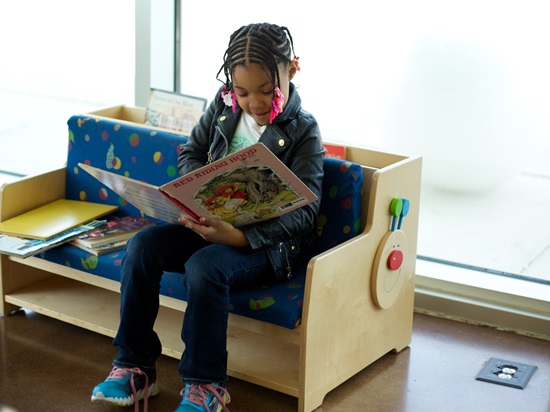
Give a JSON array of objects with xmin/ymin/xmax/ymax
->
[{"xmin": 1, "ymin": 0, "xmax": 549, "ymax": 282}]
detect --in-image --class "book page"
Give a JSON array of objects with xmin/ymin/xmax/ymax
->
[{"xmin": 78, "ymin": 164, "xmax": 195, "ymax": 223}]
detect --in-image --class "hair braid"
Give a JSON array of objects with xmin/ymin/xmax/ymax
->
[{"xmin": 217, "ymin": 23, "xmax": 297, "ymax": 90}]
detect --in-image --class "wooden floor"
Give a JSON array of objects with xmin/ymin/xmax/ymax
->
[{"xmin": 0, "ymin": 310, "xmax": 548, "ymax": 412}]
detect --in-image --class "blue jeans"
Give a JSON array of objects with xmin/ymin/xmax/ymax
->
[{"xmin": 112, "ymin": 223, "xmax": 273, "ymax": 384}]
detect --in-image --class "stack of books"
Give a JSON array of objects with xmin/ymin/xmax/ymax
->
[
  {"xmin": 0, "ymin": 199, "xmax": 118, "ymax": 258},
  {"xmin": 70, "ymin": 215, "xmax": 156, "ymax": 255}
]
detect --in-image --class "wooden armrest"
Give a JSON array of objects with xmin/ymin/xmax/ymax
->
[
  {"xmin": 298, "ymin": 155, "xmax": 422, "ymax": 410},
  {"xmin": 0, "ymin": 167, "xmax": 66, "ymax": 221},
  {"xmin": 303, "ymin": 232, "xmax": 377, "ymax": 330}
]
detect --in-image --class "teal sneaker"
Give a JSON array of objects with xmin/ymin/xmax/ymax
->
[
  {"xmin": 175, "ymin": 383, "xmax": 230, "ymax": 412},
  {"xmin": 91, "ymin": 366, "xmax": 159, "ymax": 408}
]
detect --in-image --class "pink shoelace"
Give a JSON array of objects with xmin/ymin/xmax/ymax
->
[
  {"xmin": 109, "ymin": 367, "xmax": 151, "ymax": 412},
  {"xmin": 180, "ymin": 383, "xmax": 231, "ymax": 411}
]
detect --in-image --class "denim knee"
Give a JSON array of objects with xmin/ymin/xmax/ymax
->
[
  {"xmin": 124, "ymin": 226, "xmax": 162, "ymax": 257},
  {"xmin": 184, "ymin": 250, "xmax": 229, "ymax": 293}
]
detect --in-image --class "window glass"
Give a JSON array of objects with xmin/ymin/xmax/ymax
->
[
  {"xmin": 0, "ymin": 1, "xmax": 135, "ymax": 176},
  {"xmin": 178, "ymin": 1, "xmax": 550, "ymax": 284}
]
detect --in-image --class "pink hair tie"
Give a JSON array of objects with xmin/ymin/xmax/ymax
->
[
  {"xmin": 270, "ymin": 87, "xmax": 284, "ymax": 124},
  {"xmin": 293, "ymin": 56, "xmax": 301, "ymax": 72},
  {"xmin": 221, "ymin": 86, "xmax": 237, "ymax": 113}
]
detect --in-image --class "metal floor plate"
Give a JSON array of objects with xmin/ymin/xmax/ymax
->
[{"xmin": 476, "ymin": 357, "xmax": 537, "ymax": 389}]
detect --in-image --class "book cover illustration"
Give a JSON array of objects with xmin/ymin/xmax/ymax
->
[
  {"xmin": 193, "ymin": 165, "xmax": 301, "ymax": 225},
  {"xmin": 73, "ymin": 215, "xmax": 156, "ymax": 248},
  {"xmin": 144, "ymin": 88, "xmax": 207, "ymax": 135},
  {"xmin": 79, "ymin": 143, "xmax": 317, "ymax": 228},
  {"xmin": 323, "ymin": 142, "xmax": 347, "ymax": 160}
]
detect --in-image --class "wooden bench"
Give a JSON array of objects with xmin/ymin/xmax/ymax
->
[{"xmin": 0, "ymin": 105, "xmax": 422, "ymax": 411}]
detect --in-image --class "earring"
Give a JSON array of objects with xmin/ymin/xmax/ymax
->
[
  {"xmin": 221, "ymin": 86, "xmax": 237, "ymax": 113},
  {"xmin": 269, "ymin": 87, "xmax": 285, "ymax": 124}
]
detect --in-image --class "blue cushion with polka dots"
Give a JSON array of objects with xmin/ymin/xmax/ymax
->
[
  {"xmin": 314, "ymin": 157, "xmax": 363, "ymax": 254},
  {"xmin": 37, "ymin": 115, "xmax": 362, "ymax": 330},
  {"xmin": 65, "ymin": 115, "xmax": 186, "ymax": 216}
]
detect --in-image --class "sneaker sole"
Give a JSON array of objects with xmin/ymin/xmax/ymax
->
[{"xmin": 91, "ymin": 382, "xmax": 160, "ymax": 406}]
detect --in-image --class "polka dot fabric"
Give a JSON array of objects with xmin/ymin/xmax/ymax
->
[
  {"xmin": 314, "ymin": 157, "xmax": 363, "ymax": 254},
  {"xmin": 38, "ymin": 115, "xmax": 363, "ymax": 329},
  {"xmin": 65, "ymin": 115, "xmax": 185, "ymax": 217}
]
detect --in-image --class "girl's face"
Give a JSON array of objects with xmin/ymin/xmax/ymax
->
[{"xmin": 232, "ymin": 61, "xmax": 297, "ymax": 126}]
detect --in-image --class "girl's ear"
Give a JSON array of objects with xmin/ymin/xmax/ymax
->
[{"xmin": 288, "ymin": 60, "xmax": 298, "ymax": 81}]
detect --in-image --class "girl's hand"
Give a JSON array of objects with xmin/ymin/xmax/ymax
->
[{"xmin": 178, "ymin": 215, "xmax": 249, "ymax": 247}]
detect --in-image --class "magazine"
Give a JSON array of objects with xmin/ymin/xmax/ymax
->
[
  {"xmin": 71, "ymin": 215, "xmax": 156, "ymax": 249},
  {"xmin": 78, "ymin": 143, "xmax": 317, "ymax": 228},
  {"xmin": 0, "ymin": 220, "xmax": 107, "ymax": 259},
  {"xmin": 144, "ymin": 88, "xmax": 207, "ymax": 135}
]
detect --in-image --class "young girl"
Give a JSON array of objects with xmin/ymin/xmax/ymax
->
[{"xmin": 91, "ymin": 22, "xmax": 324, "ymax": 412}]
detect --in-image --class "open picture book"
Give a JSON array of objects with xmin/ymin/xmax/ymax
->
[{"xmin": 79, "ymin": 143, "xmax": 317, "ymax": 228}]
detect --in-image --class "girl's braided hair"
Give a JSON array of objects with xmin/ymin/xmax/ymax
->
[{"xmin": 217, "ymin": 23, "xmax": 297, "ymax": 90}]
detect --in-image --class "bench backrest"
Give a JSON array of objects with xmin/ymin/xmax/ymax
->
[{"xmin": 66, "ymin": 115, "xmax": 363, "ymax": 253}]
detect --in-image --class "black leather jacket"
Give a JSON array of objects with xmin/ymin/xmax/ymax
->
[{"xmin": 178, "ymin": 83, "xmax": 324, "ymax": 279}]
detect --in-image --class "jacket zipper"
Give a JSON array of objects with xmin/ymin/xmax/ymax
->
[
  {"xmin": 278, "ymin": 242, "xmax": 293, "ymax": 279},
  {"xmin": 208, "ymin": 124, "xmax": 230, "ymax": 164}
]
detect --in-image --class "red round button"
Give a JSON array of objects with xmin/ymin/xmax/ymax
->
[{"xmin": 387, "ymin": 250, "xmax": 404, "ymax": 270}]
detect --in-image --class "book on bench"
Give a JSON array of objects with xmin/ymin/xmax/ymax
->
[
  {"xmin": 70, "ymin": 239, "xmax": 128, "ymax": 256},
  {"xmin": 0, "ymin": 219, "xmax": 107, "ymax": 258},
  {"xmin": 79, "ymin": 142, "xmax": 317, "ymax": 228},
  {"xmin": 0, "ymin": 199, "xmax": 118, "ymax": 240},
  {"xmin": 70, "ymin": 215, "xmax": 156, "ymax": 251}
]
